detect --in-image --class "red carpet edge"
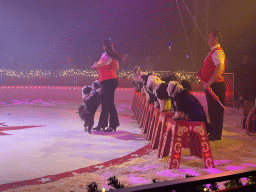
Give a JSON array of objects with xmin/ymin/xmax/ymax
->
[{"xmin": 0, "ymin": 143, "xmax": 152, "ymax": 191}]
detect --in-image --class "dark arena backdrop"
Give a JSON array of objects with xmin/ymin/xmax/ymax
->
[{"xmin": 1, "ymin": 0, "xmax": 256, "ymax": 191}]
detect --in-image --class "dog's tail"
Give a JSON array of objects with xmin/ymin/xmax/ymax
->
[{"xmin": 78, "ymin": 104, "xmax": 87, "ymax": 120}]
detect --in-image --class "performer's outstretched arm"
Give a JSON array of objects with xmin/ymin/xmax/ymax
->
[{"xmin": 91, "ymin": 54, "xmax": 110, "ymax": 68}]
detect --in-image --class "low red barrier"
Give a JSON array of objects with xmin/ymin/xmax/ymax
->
[{"xmin": 2, "ymin": 76, "xmax": 133, "ymax": 88}]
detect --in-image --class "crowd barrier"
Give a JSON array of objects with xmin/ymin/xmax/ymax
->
[
  {"xmin": 0, "ymin": 71, "xmax": 234, "ymax": 106},
  {"xmin": 0, "ymin": 75, "xmax": 133, "ymax": 88},
  {"xmin": 0, "ymin": 86, "xmax": 134, "ymax": 101}
]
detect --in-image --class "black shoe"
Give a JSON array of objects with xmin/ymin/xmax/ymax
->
[
  {"xmin": 208, "ymin": 134, "xmax": 218, "ymax": 141},
  {"xmin": 93, "ymin": 126, "xmax": 105, "ymax": 131},
  {"xmin": 104, "ymin": 127, "xmax": 117, "ymax": 132},
  {"xmin": 88, "ymin": 126, "xmax": 92, "ymax": 134}
]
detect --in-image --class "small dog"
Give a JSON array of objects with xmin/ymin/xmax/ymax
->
[
  {"xmin": 146, "ymin": 73, "xmax": 178, "ymax": 112},
  {"xmin": 167, "ymin": 81, "xmax": 210, "ymax": 133},
  {"xmin": 139, "ymin": 72, "xmax": 158, "ymax": 106},
  {"xmin": 132, "ymin": 66, "xmax": 143, "ymax": 92},
  {"xmin": 79, "ymin": 80, "xmax": 101, "ymax": 134},
  {"xmin": 146, "ymin": 75, "xmax": 170, "ymax": 112}
]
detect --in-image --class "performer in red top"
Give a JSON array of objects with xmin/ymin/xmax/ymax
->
[
  {"xmin": 91, "ymin": 38, "xmax": 126, "ymax": 132},
  {"xmin": 196, "ymin": 31, "xmax": 226, "ymax": 141}
]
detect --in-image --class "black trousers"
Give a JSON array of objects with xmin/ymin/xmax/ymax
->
[
  {"xmin": 98, "ymin": 78, "xmax": 119, "ymax": 128},
  {"xmin": 205, "ymin": 81, "xmax": 226, "ymax": 140}
]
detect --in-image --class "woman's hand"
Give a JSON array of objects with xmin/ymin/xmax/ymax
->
[
  {"xmin": 92, "ymin": 59, "xmax": 106, "ymax": 68},
  {"xmin": 91, "ymin": 62, "xmax": 97, "ymax": 68}
]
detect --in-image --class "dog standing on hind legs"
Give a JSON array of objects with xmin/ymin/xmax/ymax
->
[{"xmin": 79, "ymin": 80, "xmax": 101, "ymax": 134}]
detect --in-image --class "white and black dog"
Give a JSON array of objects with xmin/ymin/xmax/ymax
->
[
  {"xmin": 146, "ymin": 73, "xmax": 178, "ymax": 112},
  {"xmin": 139, "ymin": 72, "xmax": 178, "ymax": 112},
  {"xmin": 79, "ymin": 80, "xmax": 101, "ymax": 134},
  {"xmin": 146, "ymin": 75, "xmax": 170, "ymax": 112},
  {"xmin": 139, "ymin": 72, "xmax": 159, "ymax": 107},
  {"xmin": 132, "ymin": 66, "xmax": 144, "ymax": 92},
  {"xmin": 166, "ymin": 80, "xmax": 210, "ymax": 133}
]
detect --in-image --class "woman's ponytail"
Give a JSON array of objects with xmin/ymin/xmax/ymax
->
[{"xmin": 104, "ymin": 38, "xmax": 124, "ymax": 61}]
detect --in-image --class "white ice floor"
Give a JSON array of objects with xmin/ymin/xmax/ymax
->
[{"xmin": 0, "ymin": 100, "xmax": 149, "ymax": 185}]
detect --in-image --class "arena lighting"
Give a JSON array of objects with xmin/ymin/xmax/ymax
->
[
  {"xmin": 0, "ymin": 69, "xmax": 202, "ymax": 84},
  {"xmin": 0, "ymin": 86, "xmax": 133, "ymax": 91},
  {"xmin": 192, "ymin": 92, "xmax": 204, "ymax": 96}
]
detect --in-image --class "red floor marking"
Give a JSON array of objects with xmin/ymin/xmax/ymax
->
[
  {"xmin": 0, "ymin": 143, "xmax": 153, "ymax": 191},
  {"xmin": 0, "ymin": 124, "xmax": 45, "ymax": 135}
]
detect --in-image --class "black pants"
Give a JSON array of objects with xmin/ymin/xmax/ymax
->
[
  {"xmin": 98, "ymin": 78, "xmax": 119, "ymax": 128},
  {"xmin": 205, "ymin": 81, "xmax": 226, "ymax": 140}
]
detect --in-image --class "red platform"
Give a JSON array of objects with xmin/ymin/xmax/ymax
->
[
  {"xmin": 131, "ymin": 91, "xmax": 139, "ymax": 112},
  {"xmin": 141, "ymin": 104, "xmax": 154, "ymax": 134},
  {"xmin": 158, "ymin": 118, "xmax": 188, "ymax": 158},
  {"xmin": 146, "ymin": 108, "xmax": 160, "ymax": 141},
  {"xmin": 133, "ymin": 93, "xmax": 143, "ymax": 120},
  {"xmin": 139, "ymin": 100, "xmax": 150, "ymax": 128},
  {"xmin": 137, "ymin": 95, "xmax": 146, "ymax": 124},
  {"xmin": 162, "ymin": 119, "xmax": 214, "ymax": 169},
  {"xmin": 151, "ymin": 112, "xmax": 174, "ymax": 150}
]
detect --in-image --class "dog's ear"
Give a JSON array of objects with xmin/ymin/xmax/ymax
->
[
  {"xmin": 83, "ymin": 86, "xmax": 92, "ymax": 94},
  {"xmin": 173, "ymin": 84, "xmax": 183, "ymax": 95},
  {"xmin": 166, "ymin": 82, "xmax": 171, "ymax": 96},
  {"xmin": 167, "ymin": 81, "xmax": 183, "ymax": 96},
  {"xmin": 133, "ymin": 66, "xmax": 142, "ymax": 76},
  {"xmin": 141, "ymin": 74, "xmax": 146, "ymax": 82},
  {"xmin": 180, "ymin": 79, "xmax": 191, "ymax": 91},
  {"xmin": 140, "ymin": 73, "xmax": 150, "ymax": 85},
  {"xmin": 147, "ymin": 77, "xmax": 153, "ymax": 92},
  {"xmin": 167, "ymin": 81, "xmax": 177, "ymax": 96},
  {"xmin": 94, "ymin": 83, "xmax": 101, "ymax": 90},
  {"xmin": 139, "ymin": 72, "xmax": 146, "ymax": 79},
  {"xmin": 91, "ymin": 80, "xmax": 100, "ymax": 90}
]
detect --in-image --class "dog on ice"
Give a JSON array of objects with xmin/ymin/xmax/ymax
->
[{"xmin": 79, "ymin": 80, "xmax": 101, "ymax": 134}]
